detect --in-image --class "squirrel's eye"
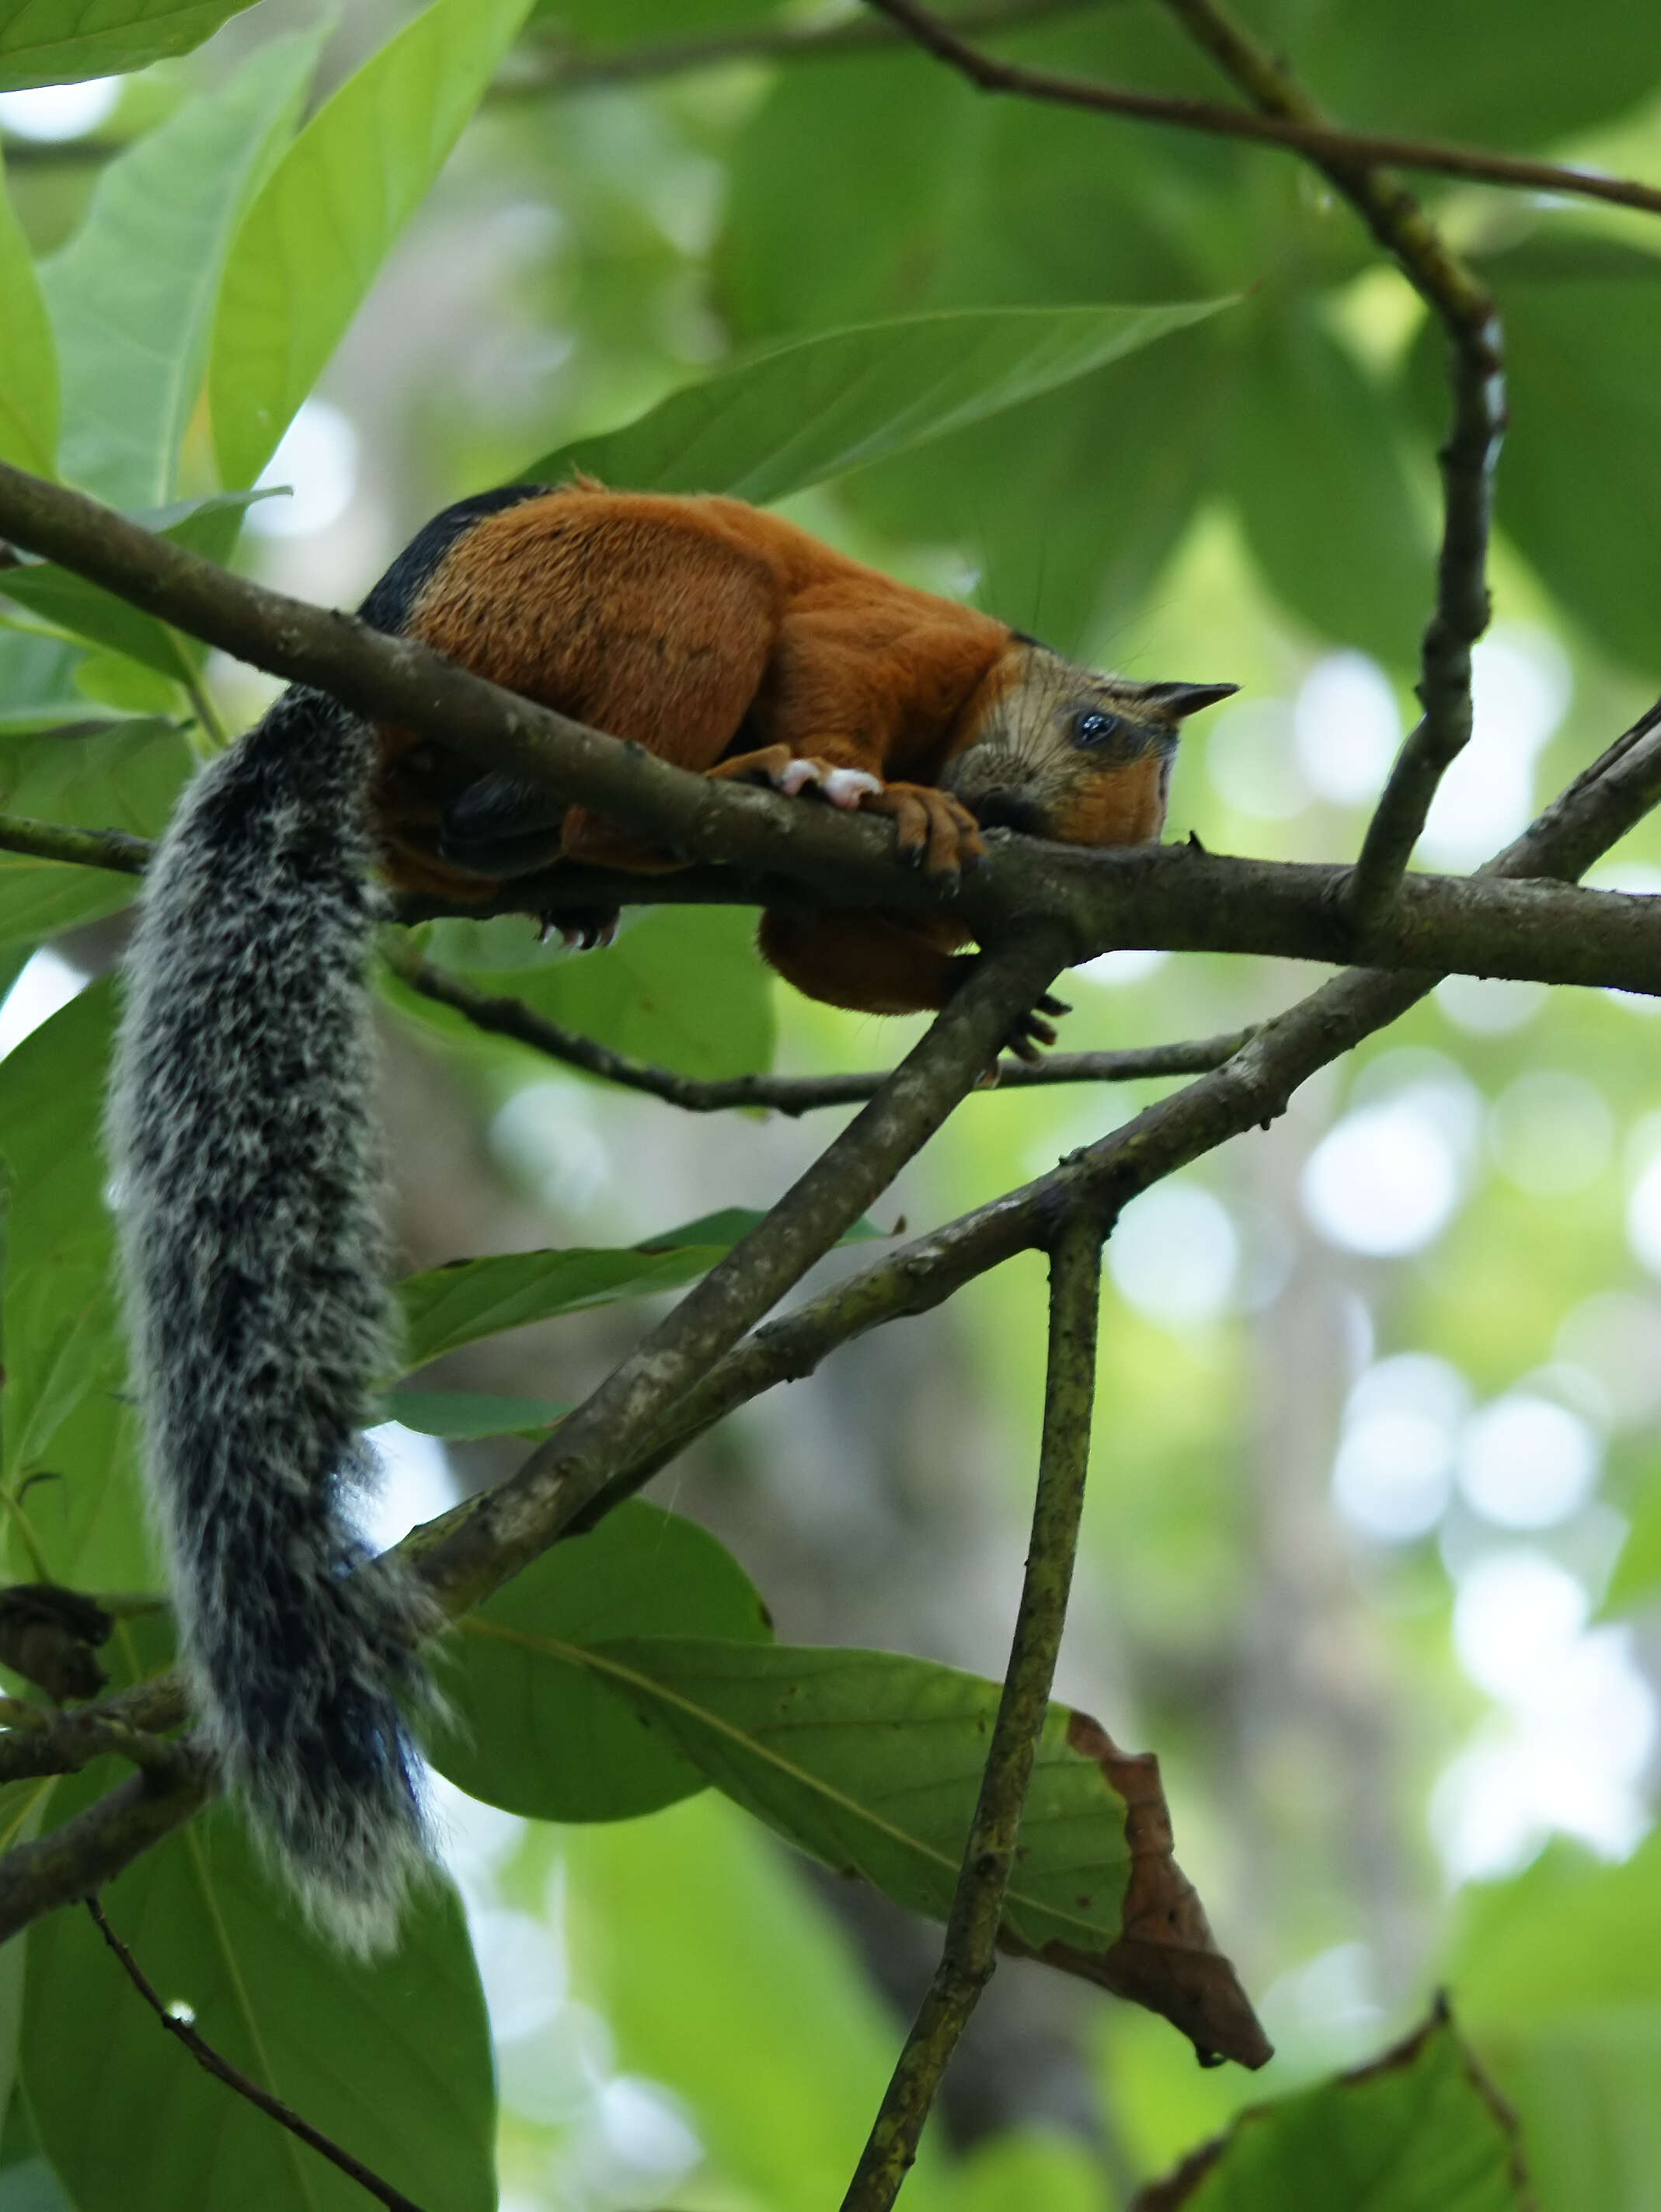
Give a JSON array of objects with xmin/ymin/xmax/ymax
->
[{"xmin": 1072, "ymin": 710, "xmax": 1120, "ymax": 747}]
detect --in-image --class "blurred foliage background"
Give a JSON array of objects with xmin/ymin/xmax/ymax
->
[{"xmin": 3, "ymin": 1, "xmax": 1661, "ymax": 2206}]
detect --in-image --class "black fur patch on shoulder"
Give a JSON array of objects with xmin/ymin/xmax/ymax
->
[{"xmin": 357, "ymin": 484, "xmax": 551, "ymax": 636}]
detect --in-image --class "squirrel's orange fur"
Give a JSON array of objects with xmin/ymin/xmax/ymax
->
[{"xmin": 370, "ymin": 484, "xmax": 1234, "ymax": 1022}]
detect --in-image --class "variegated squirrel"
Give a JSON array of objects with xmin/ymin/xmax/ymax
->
[{"xmin": 109, "ymin": 480, "xmax": 1234, "ymax": 1946}]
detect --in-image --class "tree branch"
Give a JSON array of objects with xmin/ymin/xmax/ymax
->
[
  {"xmin": 0, "ymin": 813, "xmax": 148, "ymax": 875},
  {"xmin": 5, "ymin": 469, "xmax": 1661, "ymax": 998},
  {"xmin": 5, "ymin": 563, "xmax": 1661, "ymax": 1946},
  {"xmin": 390, "ymin": 948, "xmax": 1254, "ymax": 1104},
  {"xmin": 841, "ymin": 1209, "xmax": 1109, "ymax": 2211},
  {"xmin": 496, "ymin": 0, "xmax": 1104, "ymax": 98},
  {"xmin": 1152, "ymin": 0, "xmax": 1503, "ymax": 931},
  {"xmin": 559, "ymin": 701, "xmax": 1661, "ymax": 1532},
  {"xmin": 420, "ymin": 921, "xmax": 1076, "ymax": 1618},
  {"xmin": 858, "ymin": 0, "xmax": 1661, "ymax": 220},
  {"xmin": 86, "ymin": 1899, "xmax": 429, "ymax": 2212}
]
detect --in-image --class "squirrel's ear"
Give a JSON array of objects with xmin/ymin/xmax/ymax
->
[{"xmin": 1138, "ymin": 680, "xmax": 1238, "ymax": 719}]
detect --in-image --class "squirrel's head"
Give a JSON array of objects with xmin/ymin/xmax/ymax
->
[{"xmin": 941, "ymin": 641, "xmax": 1235, "ymax": 846}]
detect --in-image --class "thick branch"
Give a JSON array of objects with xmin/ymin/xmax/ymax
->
[
  {"xmin": 6, "ymin": 471, "xmax": 1661, "ymax": 995},
  {"xmin": 858, "ymin": 0, "xmax": 1661, "ymax": 219},
  {"xmin": 16, "ymin": 783, "xmax": 1661, "ymax": 998},
  {"xmin": 842, "ymin": 1211, "xmax": 1106, "ymax": 2211}
]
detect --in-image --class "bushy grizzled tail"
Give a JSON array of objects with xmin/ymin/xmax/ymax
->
[{"xmin": 108, "ymin": 686, "xmax": 434, "ymax": 1953}]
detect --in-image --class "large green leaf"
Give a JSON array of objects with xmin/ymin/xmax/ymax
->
[
  {"xmin": 1130, "ymin": 2004, "xmax": 1528, "ymax": 2210},
  {"xmin": 844, "ymin": 323, "xmax": 1234, "ymax": 659},
  {"xmin": 40, "ymin": 31, "xmax": 322, "ymax": 510},
  {"xmin": 1226, "ymin": 296, "xmax": 1433, "ymax": 663},
  {"xmin": 0, "ymin": 0, "xmax": 259, "ymax": 92},
  {"xmin": 585, "ymin": 1638, "xmax": 1266, "ymax": 2061},
  {"xmin": 409, "ymin": 906, "xmax": 776, "ymax": 1084},
  {"xmin": 560, "ymin": 1790, "xmax": 956, "ymax": 2212},
  {"xmin": 0, "ymin": 980, "xmax": 148, "ymax": 1591},
  {"xmin": 1464, "ymin": 248, "xmax": 1661, "ymax": 677},
  {"xmin": 395, "ymin": 1204, "xmax": 879, "ymax": 1370},
  {"xmin": 210, "ymin": 0, "xmax": 535, "ymax": 489},
  {"xmin": 1441, "ymin": 1836, "xmax": 1661, "ymax": 2212},
  {"xmin": 521, "ymin": 301, "xmax": 1232, "ymax": 503},
  {"xmin": 1299, "ymin": 0, "xmax": 1661, "ymax": 149},
  {"xmin": 396, "ymin": 1219, "xmax": 750, "ymax": 1371},
  {"xmin": 0, "ymin": 158, "xmax": 56, "ymax": 478},
  {"xmin": 21, "ymin": 1767, "xmax": 494, "ymax": 2212},
  {"xmin": 0, "ymin": 715, "xmax": 188, "ymax": 946},
  {"xmin": 717, "ymin": 14, "xmax": 1244, "ymax": 345},
  {"xmin": 430, "ymin": 1501, "xmax": 772, "ymax": 1819}
]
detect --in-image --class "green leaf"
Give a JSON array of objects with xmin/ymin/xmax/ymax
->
[
  {"xmin": 394, "ymin": 1204, "xmax": 877, "ymax": 1370},
  {"xmin": 536, "ymin": 0, "xmax": 780, "ymax": 33},
  {"xmin": 372, "ymin": 1386, "xmax": 569, "ymax": 1438},
  {"xmin": 0, "ymin": 979, "xmax": 149, "ymax": 1590},
  {"xmin": 560, "ymin": 1789, "xmax": 956, "ymax": 2212},
  {"xmin": 1607, "ymin": 1466, "xmax": 1661, "ymax": 1612},
  {"xmin": 1299, "ymin": 0, "xmax": 1661, "ymax": 149},
  {"xmin": 396, "ymin": 1233, "xmax": 733, "ymax": 1371},
  {"xmin": 718, "ymin": 17, "xmax": 1235, "ymax": 344},
  {"xmin": 210, "ymin": 0, "xmax": 535, "ymax": 489},
  {"xmin": 0, "ymin": 0, "xmax": 261, "ymax": 93},
  {"xmin": 421, "ymin": 906, "xmax": 777, "ymax": 1084},
  {"xmin": 0, "ymin": 158, "xmax": 57, "ymax": 477},
  {"xmin": 1399, "ymin": 1838, "xmax": 1661, "ymax": 2212},
  {"xmin": 1472, "ymin": 256, "xmax": 1661, "ymax": 677},
  {"xmin": 430, "ymin": 1501, "xmax": 772, "ymax": 1819},
  {"xmin": 844, "ymin": 323, "xmax": 1234, "ymax": 659},
  {"xmin": 39, "ymin": 30, "xmax": 322, "ymax": 510},
  {"xmin": 1131, "ymin": 2003, "xmax": 1528, "ymax": 2210},
  {"xmin": 0, "ymin": 1782, "xmax": 47, "ymax": 2137},
  {"xmin": 1225, "ymin": 297, "xmax": 1432, "ymax": 662},
  {"xmin": 0, "ymin": 717, "xmax": 185, "ymax": 946},
  {"xmin": 522, "ymin": 301, "xmax": 1234, "ymax": 505},
  {"xmin": 21, "ymin": 1776, "xmax": 495, "ymax": 2212},
  {"xmin": 585, "ymin": 1638, "xmax": 1267, "ymax": 2061}
]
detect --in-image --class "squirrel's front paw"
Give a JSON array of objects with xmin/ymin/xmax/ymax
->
[
  {"xmin": 855, "ymin": 783, "xmax": 986, "ymax": 879},
  {"xmin": 709, "ymin": 746, "xmax": 883, "ymax": 811}
]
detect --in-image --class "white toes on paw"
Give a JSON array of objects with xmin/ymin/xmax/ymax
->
[
  {"xmin": 773, "ymin": 759, "xmax": 886, "ymax": 807},
  {"xmin": 819, "ymin": 767, "xmax": 884, "ymax": 809},
  {"xmin": 775, "ymin": 757, "xmax": 824, "ymax": 796}
]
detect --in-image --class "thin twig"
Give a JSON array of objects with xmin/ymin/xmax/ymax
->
[
  {"xmin": 495, "ymin": 0, "xmax": 1103, "ymax": 99},
  {"xmin": 841, "ymin": 1210, "xmax": 1105, "ymax": 2210},
  {"xmin": 392, "ymin": 948, "xmax": 1254, "ymax": 1106},
  {"xmin": 1150, "ymin": 0, "xmax": 1504, "ymax": 930},
  {"xmin": 85, "ymin": 1899, "xmax": 429, "ymax": 2212},
  {"xmin": 859, "ymin": 0, "xmax": 1661, "ymax": 219}
]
